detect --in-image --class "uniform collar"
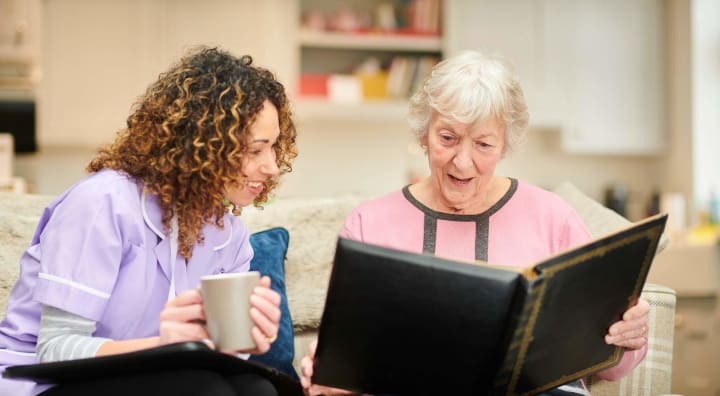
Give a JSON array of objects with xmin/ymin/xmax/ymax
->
[{"xmin": 140, "ymin": 187, "xmax": 233, "ymax": 251}]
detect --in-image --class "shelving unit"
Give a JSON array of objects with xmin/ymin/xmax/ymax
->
[
  {"xmin": 295, "ymin": 0, "xmax": 443, "ymax": 122},
  {"xmin": 298, "ymin": 30, "xmax": 442, "ymax": 52},
  {"xmin": 293, "ymin": 97, "xmax": 410, "ymax": 123}
]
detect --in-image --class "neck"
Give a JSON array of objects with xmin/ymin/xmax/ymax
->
[{"xmin": 411, "ymin": 176, "xmax": 508, "ymax": 215}]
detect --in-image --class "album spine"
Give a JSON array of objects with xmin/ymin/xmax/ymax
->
[{"xmin": 490, "ymin": 278, "xmax": 544, "ymax": 396}]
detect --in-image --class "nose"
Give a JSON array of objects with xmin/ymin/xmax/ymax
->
[
  {"xmin": 452, "ymin": 142, "xmax": 473, "ymax": 170},
  {"xmin": 262, "ymin": 150, "xmax": 280, "ymax": 177}
]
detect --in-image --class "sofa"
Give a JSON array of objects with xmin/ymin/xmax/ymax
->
[{"xmin": 0, "ymin": 184, "xmax": 676, "ymax": 394}]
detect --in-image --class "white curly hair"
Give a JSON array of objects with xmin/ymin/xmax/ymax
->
[{"xmin": 407, "ymin": 50, "xmax": 529, "ymax": 156}]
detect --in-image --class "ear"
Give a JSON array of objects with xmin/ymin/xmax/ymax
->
[{"xmin": 420, "ymin": 133, "xmax": 429, "ymax": 149}]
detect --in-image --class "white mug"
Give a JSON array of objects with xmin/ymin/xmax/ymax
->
[{"xmin": 201, "ymin": 271, "xmax": 260, "ymax": 351}]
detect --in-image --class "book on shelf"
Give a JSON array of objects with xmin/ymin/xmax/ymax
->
[
  {"xmin": 407, "ymin": 0, "xmax": 442, "ymax": 34},
  {"xmin": 386, "ymin": 55, "xmax": 439, "ymax": 99},
  {"xmin": 312, "ymin": 214, "xmax": 667, "ymax": 396}
]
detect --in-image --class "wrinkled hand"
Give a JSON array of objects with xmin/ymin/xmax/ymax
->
[
  {"xmin": 301, "ymin": 339, "xmax": 355, "ymax": 396},
  {"xmin": 605, "ymin": 297, "xmax": 650, "ymax": 350},
  {"xmin": 242, "ymin": 276, "xmax": 282, "ymax": 355},
  {"xmin": 159, "ymin": 289, "xmax": 212, "ymax": 347}
]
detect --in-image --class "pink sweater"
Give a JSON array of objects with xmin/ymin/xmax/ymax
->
[{"xmin": 341, "ymin": 179, "xmax": 646, "ymax": 383}]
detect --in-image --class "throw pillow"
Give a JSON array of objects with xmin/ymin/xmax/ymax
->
[
  {"xmin": 552, "ymin": 182, "xmax": 669, "ymax": 253},
  {"xmin": 248, "ymin": 227, "xmax": 298, "ymax": 380}
]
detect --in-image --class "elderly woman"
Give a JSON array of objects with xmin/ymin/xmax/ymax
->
[
  {"xmin": 301, "ymin": 50, "xmax": 649, "ymax": 395},
  {"xmin": 0, "ymin": 47, "xmax": 297, "ymax": 396}
]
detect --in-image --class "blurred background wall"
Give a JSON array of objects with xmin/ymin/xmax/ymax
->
[{"xmin": 1, "ymin": 0, "xmax": 719, "ymax": 227}]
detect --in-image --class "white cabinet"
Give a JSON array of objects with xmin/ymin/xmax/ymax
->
[
  {"xmin": 446, "ymin": 0, "xmax": 665, "ymax": 155},
  {"xmin": 544, "ymin": 0, "xmax": 664, "ymax": 154}
]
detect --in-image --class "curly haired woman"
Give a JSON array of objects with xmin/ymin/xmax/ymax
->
[{"xmin": 0, "ymin": 47, "xmax": 298, "ymax": 396}]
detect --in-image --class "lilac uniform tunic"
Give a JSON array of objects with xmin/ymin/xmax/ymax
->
[
  {"xmin": 0, "ymin": 169, "xmax": 254, "ymax": 395},
  {"xmin": 340, "ymin": 178, "xmax": 647, "ymax": 384}
]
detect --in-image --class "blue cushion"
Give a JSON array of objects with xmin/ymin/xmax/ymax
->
[{"xmin": 248, "ymin": 227, "xmax": 298, "ymax": 380}]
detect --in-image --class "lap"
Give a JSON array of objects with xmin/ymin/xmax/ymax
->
[{"xmin": 39, "ymin": 369, "xmax": 278, "ymax": 396}]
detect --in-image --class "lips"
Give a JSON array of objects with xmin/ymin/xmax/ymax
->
[
  {"xmin": 244, "ymin": 180, "xmax": 265, "ymax": 195},
  {"xmin": 448, "ymin": 174, "xmax": 473, "ymax": 185}
]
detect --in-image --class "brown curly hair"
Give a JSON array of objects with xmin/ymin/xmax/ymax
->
[{"xmin": 88, "ymin": 46, "xmax": 297, "ymax": 258}]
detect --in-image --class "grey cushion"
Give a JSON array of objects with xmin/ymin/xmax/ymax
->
[{"xmin": 552, "ymin": 182, "xmax": 669, "ymax": 253}]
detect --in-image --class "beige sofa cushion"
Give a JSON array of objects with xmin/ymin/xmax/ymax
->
[{"xmin": 0, "ymin": 192, "xmax": 54, "ymax": 312}]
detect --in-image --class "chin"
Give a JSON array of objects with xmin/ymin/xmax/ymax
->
[
  {"xmin": 234, "ymin": 200, "xmax": 253, "ymax": 208},
  {"xmin": 227, "ymin": 196, "xmax": 251, "ymax": 208}
]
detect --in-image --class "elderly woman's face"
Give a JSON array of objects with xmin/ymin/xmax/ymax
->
[
  {"xmin": 422, "ymin": 111, "xmax": 505, "ymax": 210},
  {"xmin": 224, "ymin": 100, "xmax": 280, "ymax": 208}
]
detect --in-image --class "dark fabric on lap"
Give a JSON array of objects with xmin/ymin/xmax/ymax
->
[{"xmin": 39, "ymin": 370, "xmax": 278, "ymax": 396}]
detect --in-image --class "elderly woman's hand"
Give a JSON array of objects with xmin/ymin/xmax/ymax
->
[
  {"xmin": 301, "ymin": 339, "xmax": 356, "ymax": 396},
  {"xmin": 604, "ymin": 297, "xmax": 650, "ymax": 350}
]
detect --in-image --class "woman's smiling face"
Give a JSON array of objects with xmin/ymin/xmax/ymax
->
[
  {"xmin": 224, "ymin": 100, "xmax": 280, "ymax": 208},
  {"xmin": 422, "ymin": 111, "xmax": 505, "ymax": 212}
]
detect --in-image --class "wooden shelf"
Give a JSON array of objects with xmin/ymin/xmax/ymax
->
[
  {"xmin": 298, "ymin": 30, "xmax": 442, "ymax": 52},
  {"xmin": 293, "ymin": 98, "xmax": 410, "ymax": 122}
]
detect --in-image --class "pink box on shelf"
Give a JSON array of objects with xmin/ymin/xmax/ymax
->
[{"xmin": 299, "ymin": 74, "xmax": 329, "ymax": 98}]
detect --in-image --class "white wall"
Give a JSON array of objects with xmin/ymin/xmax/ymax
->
[
  {"xmin": 37, "ymin": 0, "xmax": 296, "ymax": 148},
  {"xmin": 661, "ymin": 0, "xmax": 694, "ymax": 225},
  {"xmin": 691, "ymin": 0, "xmax": 720, "ymax": 214},
  {"xmin": 279, "ymin": 120, "xmax": 661, "ymax": 220},
  {"xmin": 276, "ymin": 119, "xmax": 411, "ymax": 199},
  {"xmin": 498, "ymin": 130, "xmax": 661, "ymax": 219},
  {"xmin": 657, "ymin": 0, "xmax": 720, "ymax": 226}
]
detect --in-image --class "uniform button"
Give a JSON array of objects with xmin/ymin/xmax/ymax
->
[{"xmin": 219, "ymin": 268, "xmax": 225, "ymax": 274}]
